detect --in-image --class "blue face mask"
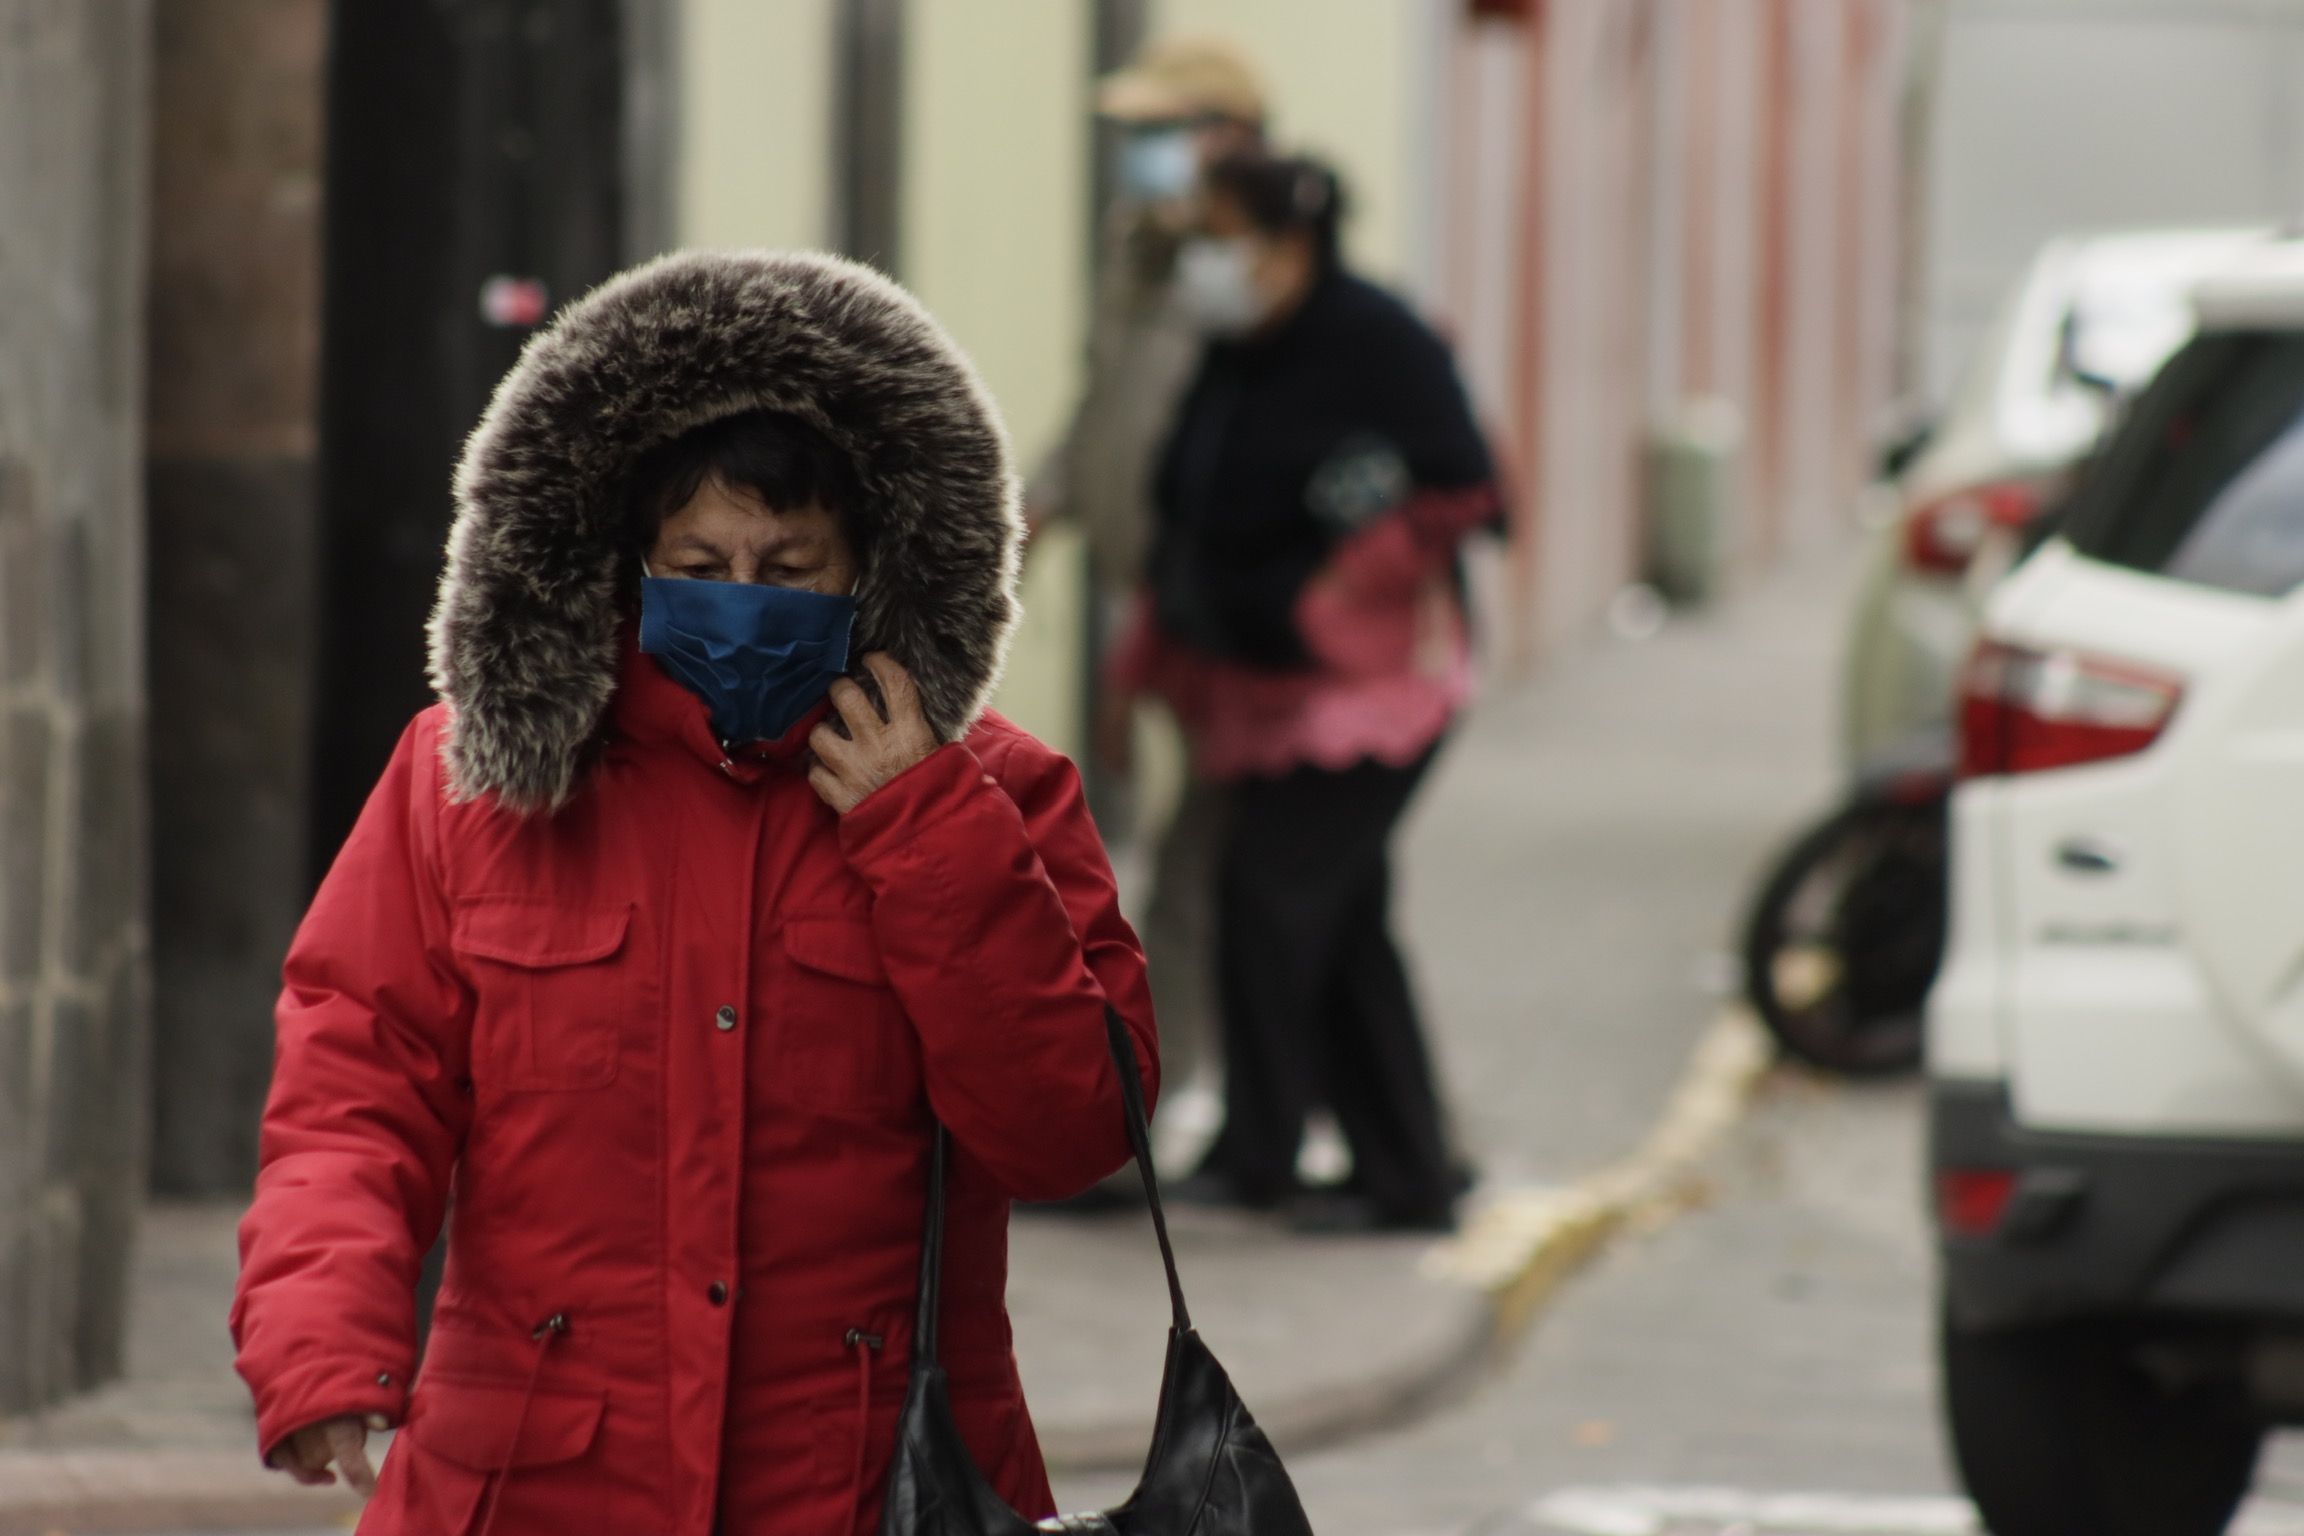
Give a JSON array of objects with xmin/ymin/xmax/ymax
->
[{"xmin": 638, "ymin": 574, "xmax": 857, "ymax": 745}]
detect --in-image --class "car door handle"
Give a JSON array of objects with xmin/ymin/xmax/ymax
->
[{"xmin": 2053, "ymin": 836, "xmax": 2123, "ymax": 875}]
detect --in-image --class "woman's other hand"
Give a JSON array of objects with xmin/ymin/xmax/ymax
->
[
  {"xmin": 270, "ymin": 1413, "xmax": 381, "ymax": 1495},
  {"xmin": 809, "ymin": 653, "xmax": 939, "ymax": 813}
]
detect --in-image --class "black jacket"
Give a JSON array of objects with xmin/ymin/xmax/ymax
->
[{"xmin": 1149, "ymin": 268, "xmax": 1491, "ymax": 668}]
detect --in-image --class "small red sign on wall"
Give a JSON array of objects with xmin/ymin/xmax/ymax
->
[{"xmin": 479, "ymin": 275, "xmax": 549, "ymax": 328}]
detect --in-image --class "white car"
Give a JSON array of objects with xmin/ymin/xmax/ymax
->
[
  {"xmin": 1930, "ymin": 236, "xmax": 2304, "ymax": 1536},
  {"xmin": 1845, "ymin": 227, "xmax": 2267, "ymax": 765}
]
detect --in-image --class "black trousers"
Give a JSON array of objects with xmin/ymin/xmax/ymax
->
[{"xmin": 1201, "ymin": 744, "xmax": 1455, "ymax": 1218}]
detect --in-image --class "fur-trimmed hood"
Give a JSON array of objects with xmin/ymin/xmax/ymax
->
[{"xmin": 427, "ymin": 250, "xmax": 1022, "ymax": 813}]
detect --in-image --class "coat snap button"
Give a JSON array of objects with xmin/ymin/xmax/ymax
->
[
  {"xmin": 708, "ymin": 1281, "xmax": 729, "ymax": 1306},
  {"xmin": 714, "ymin": 1005, "xmax": 737, "ymax": 1032}
]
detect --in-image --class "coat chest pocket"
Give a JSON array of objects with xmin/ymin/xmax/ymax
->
[
  {"xmin": 773, "ymin": 915, "xmax": 922, "ymax": 1115},
  {"xmin": 452, "ymin": 898, "xmax": 632, "ymax": 1092}
]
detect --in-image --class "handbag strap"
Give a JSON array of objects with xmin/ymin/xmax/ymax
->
[
  {"xmin": 911, "ymin": 1006, "xmax": 1190, "ymax": 1372},
  {"xmin": 913, "ymin": 1122, "xmax": 949, "ymax": 1363},
  {"xmin": 1103, "ymin": 1005, "xmax": 1192, "ymax": 1334}
]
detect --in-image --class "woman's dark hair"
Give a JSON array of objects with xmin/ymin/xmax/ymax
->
[
  {"xmin": 1205, "ymin": 150, "xmax": 1346, "ymax": 270},
  {"xmin": 623, "ymin": 408, "xmax": 863, "ymax": 555}
]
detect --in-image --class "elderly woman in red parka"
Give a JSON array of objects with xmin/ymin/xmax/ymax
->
[{"xmin": 230, "ymin": 252, "xmax": 1158, "ymax": 1536}]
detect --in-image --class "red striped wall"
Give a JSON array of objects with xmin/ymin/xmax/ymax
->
[{"xmin": 1433, "ymin": 0, "xmax": 1911, "ymax": 666}]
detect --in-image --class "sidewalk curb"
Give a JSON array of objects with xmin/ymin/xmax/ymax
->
[
  {"xmin": 1424, "ymin": 1007, "xmax": 1775, "ymax": 1341},
  {"xmin": 0, "ymin": 1448, "xmax": 357, "ymax": 1534},
  {"xmin": 1038, "ymin": 1008, "xmax": 1773, "ymax": 1474}
]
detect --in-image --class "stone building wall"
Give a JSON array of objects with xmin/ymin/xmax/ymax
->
[{"xmin": 0, "ymin": 0, "xmax": 154, "ymax": 1411}]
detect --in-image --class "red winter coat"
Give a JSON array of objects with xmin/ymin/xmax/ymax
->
[
  {"xmin": 231, "ymin": 252, "xmax": 1159, "ymax": 1536},
  {"xmin": 232, "ymin": 650, "xmax": 1155, "ymax": 1535}
]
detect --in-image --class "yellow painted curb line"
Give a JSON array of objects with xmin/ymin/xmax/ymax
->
[{"xmin": 1422, "ymin": 1007, "xmax": 1776, "ymax": 1341}]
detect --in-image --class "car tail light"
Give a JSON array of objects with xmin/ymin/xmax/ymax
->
[
  {"xmin": 1957, "ymin": 641, "xmax": 2183, "ymax": 779},
  {"xmin": 1903, "ymin": 481, "xmax": 2046, "ymax": 576},
  {"xmin": 1936, "ymin": 1168, "xmax": 2019, "ymax": 1237}
]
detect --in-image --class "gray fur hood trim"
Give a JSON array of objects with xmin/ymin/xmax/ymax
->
[{"xmin": 427, "ymin": 249, "xmax": 1022, "ymax": 813}]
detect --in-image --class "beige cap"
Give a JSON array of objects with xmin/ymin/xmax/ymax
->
[{"xmin": 1097, "ymin": 32, "xmax": 1267, "ymax": 126}]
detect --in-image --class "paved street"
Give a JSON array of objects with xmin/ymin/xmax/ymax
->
[
  {"xmin": 1249, "ymin": 1071, "xmax": 1962, "ymax": 1536},
  {"xmin": 1399, "ymin": 542, "xmax": 1848, "ymax": 1192},
  {"xmin": 1168, "ymin": 1064, "xmax": 2304, "ymax": 1536}
]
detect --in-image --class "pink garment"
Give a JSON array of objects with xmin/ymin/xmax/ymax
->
[{"xmin": 1111, "ymin": 485, "xmax": 1499, "ymax": 780}]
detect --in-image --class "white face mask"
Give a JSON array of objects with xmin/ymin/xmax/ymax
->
[{"xmin": 1176, "ymin": 236, "xmax": 1266, "ymax": 337}]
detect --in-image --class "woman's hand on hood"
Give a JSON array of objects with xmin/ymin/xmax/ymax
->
[{"xmin": 809, "ymin": 653, "xmax": 940, "ymax": 814}]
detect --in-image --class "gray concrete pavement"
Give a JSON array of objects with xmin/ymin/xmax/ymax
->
[
  {"xmin": 0, "ymin": 1205, "xmax": 364, "ymax": 1533},
  {"xmin": 1398, "ymin": 542, "xmax": 1846, "ymax": 1192},
  {"xmin": 1012, "ymin": 1203, "xmax": 1487, "ymax": 1469},
  {"xmin": 1254, "ymin": 1070, "xmax": 1959, "ymax": 1534}
]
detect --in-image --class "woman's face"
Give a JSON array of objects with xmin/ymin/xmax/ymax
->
[
  {"xmin": 1199, "ymin": 190, "xmax": 1316, "ymax": 326},
  {"xmin": 646, "ymin": 475, "xmax": 857, "ymax": 594}
]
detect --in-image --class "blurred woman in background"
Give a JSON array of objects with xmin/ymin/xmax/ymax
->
[{"xmin": 1102, "ymin": 151, "xmax": 1499, "ymax": 1233}]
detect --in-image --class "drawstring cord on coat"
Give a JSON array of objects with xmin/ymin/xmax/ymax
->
[
  {"xmin": 843, "ymin": 1327, "xmax": 884, "ymax": 1522},
  {"xmin": 473, "ymin": 1312, "xmax": 569, "ymax": 1536}
]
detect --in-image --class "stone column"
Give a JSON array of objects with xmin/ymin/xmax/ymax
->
[
  {"xmin": 144, "ymin": 0, "xmax": 325, "ymax": 1198},
  {"xmin": 0, "ymin": 0, "xmax": 155, "ymax": 1411}
]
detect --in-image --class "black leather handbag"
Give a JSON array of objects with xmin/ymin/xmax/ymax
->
[{"xmin": 878, "ymin": 1007, "xmax": 1315, "ymax": 1536}]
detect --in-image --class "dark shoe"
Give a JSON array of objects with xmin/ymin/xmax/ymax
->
[{"xmin": 1284, "ymin": 1189, "xmax": 1457, "ymax": 1235}]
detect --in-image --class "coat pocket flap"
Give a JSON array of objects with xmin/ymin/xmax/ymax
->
[
  {"xmin": 781, "ymin": 916, "xmax": 889, "ymax": 985},
  {"xmin": 404, "ymin": 1375, "xmax": 605, "ymax": 1470},
  {"xmin": 451, "ymin": 899, "xmax": 630, "ymax": 969}
]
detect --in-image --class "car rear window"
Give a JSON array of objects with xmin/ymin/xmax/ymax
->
[{"xmin": 2060, "ymin": 331, "xmax": 2304, "ymax": 597}]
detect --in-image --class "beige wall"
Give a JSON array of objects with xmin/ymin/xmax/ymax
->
[
  {"xmin": 900, "ymin": 0, "xmax": 1091, "ymax": 749},
  {"xmin": 899, "ymin": 0, "xmax": 1089, "ymax": 470},
  {"xmin": 671, "ymin": 0, "xmax": 1092, "ymax": 751},
  {"xmin": 673, "ymin": 0, "xmax": 1089, "ymax": 462},
  {"xmin": 997, "ymin": 521, "xmax": 1087, "ymax": 760},
  {"xmin": 1151, "ymin": 0, "xmax": 1437, "ymax": 290},
  {"xmin": 675, "ymin": 0, "xmax": 835, "ymax": 252}
]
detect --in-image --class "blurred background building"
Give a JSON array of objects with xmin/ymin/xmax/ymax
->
[
  {"xmin": 1441, "ymin": 0, "xmax": 1908, "ymax": 653},
  {"xmin": 0, "ymin": 0, "xmax": 150, "ymax": 1417},
  {"xmin": 12, "ymin": 0, "xmax": 2304, "ymax": 1415}
]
